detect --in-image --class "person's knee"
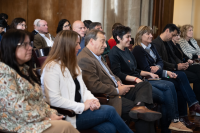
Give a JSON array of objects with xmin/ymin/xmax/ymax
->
[{"xmin": 101, "ymin": 105, "xmax": 116, "ymax": 112}]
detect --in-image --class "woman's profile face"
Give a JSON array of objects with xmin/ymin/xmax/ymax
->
[
  {"xmin": 16, "ymin": 21, "xmax": 26, "ymax": 30},
  {"xmin": 15, "ymin": 35, "xmax": 33, "ymax": 65},
  {"xmin": 63, "ymin": 21, "xmax": 70, "ymax": 30},
  {"xmin": 141, "ymin": 32, "xmax": 153, "ymax": 45},
  {"xmin": 186, "ymin": 27, "xmax": 193, "ymax": 38},
  {"xmin": 75, "ymin": 36, "xmax": 81, "ymax": 55},
  {"xmin": 119, "ymin": 32, "xmax": 131, "ymax": 48},
  {"xmin": 172, "ymin": 34, "xmax": 180, "ymax": 43}
]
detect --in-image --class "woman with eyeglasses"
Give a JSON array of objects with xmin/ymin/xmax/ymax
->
[
  {"xmin": 10, "ymin": 18, "xmax": 27, "ymax": 30},
  {"xmin": 0, "ymin": 29, "xmax": 80, "ymax": 133},
  {"xmin": 56, "ymin": 19, "xmax": 71, "ymax": 34}
]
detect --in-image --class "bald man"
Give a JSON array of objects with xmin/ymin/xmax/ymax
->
[
  {"xmin": 73, "ymin": 20, "xmax": 86, "ymax": 54},
  {"xmin": 34, "ymin": 20, "xmax": 54, "ymax": 49}
]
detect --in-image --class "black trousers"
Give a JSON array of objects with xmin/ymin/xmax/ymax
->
[
  {"xmin": 121, "ymin": 81, "xmax": 155, "ymax": 133},
  {"xmin": 184, "ymin": 65, "xmax": 200, "ymax": 102}
]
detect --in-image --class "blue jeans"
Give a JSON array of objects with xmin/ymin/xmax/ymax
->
[
  {"xmin": 172, "ymin": 71, "xmax": 199, "ymax": 107},
  {"xmin": 76, "ymin": 105, "xmax": 133, "ymax": 133},
  {"xmin": 149, "ymin": 80, "xmax": 179, "ymax": 133}
]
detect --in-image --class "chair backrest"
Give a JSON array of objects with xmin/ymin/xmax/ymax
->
[
  {"xmin": 37, "ymin": 56, "xmax": 47, "ymax": 67},
  {"xmin": 35, "ymin": 47, "xmax": 51, "ymax": 57},
  {"xmin": 105, "ymin": 55, "xmax": 111, "ymax": 68}
]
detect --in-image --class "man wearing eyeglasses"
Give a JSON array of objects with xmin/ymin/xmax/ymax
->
[{"xmin": 33, "ymin": 20, "xmax": 54, "ymax": 49}]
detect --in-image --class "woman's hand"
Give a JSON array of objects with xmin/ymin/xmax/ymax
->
[
  {"xmin": 49, "ymin": 113, "xmax": 64, "ymax": 120},
  {"xmin": 188, "ymin": 59, "xmax": 193, "ymax": 64},
  {"xmin": 149, "ymin": 73, "xmax": 159, "ymax": 79},
  {"xmin": 167, "ymin": 71, "xmax": 177, "ymax": 78},
  {"xmin": 84, "ymin": 99, "xmax": 94, "ymax": 111},
  {"xmin": 90, "ymin": 99, "xmax": 101, "ymax": 111},
  {"xmin": 135, "ymin": 78, "xmax": 143, "ymax": 83},
  {"xmin": 150, "ymin": 66, "xmax": 159, "ymax": 73}
]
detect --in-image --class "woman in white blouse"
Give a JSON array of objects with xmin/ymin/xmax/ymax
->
[
  {"xmin": 179, "ymin": 24, "xmax": 200, "ymax": 59},
  {"xmin": 41, "ymin": 30, "xmax": 133, "ymax": 133}
]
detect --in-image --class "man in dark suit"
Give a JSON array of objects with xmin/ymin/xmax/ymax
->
[
  {"xmin": 152, "ymin": 24, "xmax": 200, "ymax": 116},
  {"xmin": 77, "ymin": 29, "xmax": 162, "ymax": 133},
  {"xmin": 0, "ymin": 13, "xmax": 9, "ymax": 36}
]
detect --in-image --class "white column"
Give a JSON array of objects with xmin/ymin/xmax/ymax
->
[{"xmin": 81, "ymin": 0, "xmax": 104, "ymax": 25}]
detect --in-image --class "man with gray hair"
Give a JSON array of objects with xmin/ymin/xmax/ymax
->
[
  {"xmin": 32, "ymin": 19, "xmax": 41, "ymax": 36},
  {"xmin": 33, "ymin": 20, "xmax": 54, "ymax": 49}
]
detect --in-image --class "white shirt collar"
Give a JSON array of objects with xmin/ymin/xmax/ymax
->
[
  {"xmin": 141, "ymin": 43, "xmax": 151, "ymax": 49},
  {"xmin": 90, "ymin": 50, "xmax": 101, "ymax": 61}
]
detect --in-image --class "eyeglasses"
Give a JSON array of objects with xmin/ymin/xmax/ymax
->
[
  {"xmin": 18, "ymin": 42, "xmax": 33, "ymax": 49},
  {"xmin": 63, "ymin": 24, "xmax": 71, "ymax": 28},
  {"xmin": 18, "ymin": 23, "xmax": 27, "ymax": 29}
]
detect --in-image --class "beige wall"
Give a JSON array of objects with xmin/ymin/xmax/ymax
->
[{"xmin": 173, "ymin": 0, "xmax": 200, "ymax": 40}]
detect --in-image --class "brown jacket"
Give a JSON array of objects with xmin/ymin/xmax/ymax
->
[
  {"xmin": 33, "ymin": 33, "xmax": 54, "ymax": 49},
  {"xmin": 77, "ymin": 47, "xmax": 122, "ymax": 115}
]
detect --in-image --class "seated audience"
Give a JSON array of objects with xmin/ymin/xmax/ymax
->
[
  {"xmin": 83, "ymin": 20, "xmax": 92, "ymax": 34},
  {"xmin": 109, "ymin": 25, "xmax": 192, "ymax": 133},
  {"xmin": 0, "ymin": 18, "xmax": 7, "ymax": 41},
  {"xmin": 32, "ymin": 19, "xmax": 41, "ymax": 35},
  {"xmin": 72, "ymin": 20, "xmax": 86, "ymax": 55},
  {"xmin": 179, "ymin": 24, "xmax": 200, "ymax": 60},
  {"xmin": 10, "ymin": 18, "xmax": 27, "ymax": 30},
  {"xmin": 56, "ymin": 19, "xmax": 71, "ymax": 34},
  {"xmin": 152, "ymin": 24, "xmax": 200, "ymax": 116},
  {"xmin": 78, "ymin": 29, "xmax": 162, "ymax": 133},
  {"xmin": 0, "ymin": 13, "xmax": 9, "ymax": 35},
  {"xmin": 41, "ymin": 30, "xmax": 134, "ymax": 133},
  {"xmin": 89, "ymin": 22, "xmax": 110, "ymax": 61},
  {"xmin": 0, "ymin": 29, "xmax": 79, "ymax": 133},
  {"xmin": 170, "ymin": 31, "xmax": 200, "ymax": 106},
  {"xmin": 34, "ymin": 20, "xmax": 54, "ymax": 49},
  {"xmin": 108, "ymin": 23, "xmax": 122, "ymax": 49},
  {"xmin": 132, "ymin": 26, "xmax": 198, "ymax": 131}
]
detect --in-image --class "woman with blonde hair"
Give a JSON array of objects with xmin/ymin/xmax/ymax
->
[
  {"xmin": 179, "ymin": 24, "xmax": 200, "ymax": 59},
  {"xmin": 41, "ymin": 30, "xmax": 134, "ymax": 133}
]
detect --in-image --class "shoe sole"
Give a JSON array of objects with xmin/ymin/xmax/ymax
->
[
  {"xmin": 129, "ymin": 110, "xmax": 162, "ymax": 121},
  {"xmin": 169, "ymin": 127, "xmax": 193, "ymax": 132}
]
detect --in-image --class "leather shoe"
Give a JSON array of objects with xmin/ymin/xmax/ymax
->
[
  {"xmin": 129, "ymin": 106, "xmax": 162, "ymax": 121},
  {"xmin": 189, "ymin": 103, "xmax": 200, "ymax": 116},
  {"xmin": 169, "ymin": 121, "xmax": 193, "ymax": 132},
  {"xmin": 179, "ymin": 116, "xmax": 195, "ymax": 128}
]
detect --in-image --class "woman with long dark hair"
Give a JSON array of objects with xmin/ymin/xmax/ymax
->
[
  {"xmin": 0, "ymin": 29, "xmax": 79, "ymax": 133},
  {"xmin": 41, "ymin": 30, "xmax": 134, "ymax": 133},
  {"xmin": 10, "ymin": 18, "xmax": 27, "ymax": 30},
  {"xmin": 56, "ymin": 19, "xmax": 71, "ymax": 33}
]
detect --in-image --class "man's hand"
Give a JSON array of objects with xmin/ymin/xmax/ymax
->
[
  {"xmin": 167, "ymin": 71, "xmax": 177, "ymax": 78},
  {"xmin": 150, "ymin": 66, "xmax": 159, "ymax": 73},
  {"xmin": 188, "ymin": 59, "xmax": 193, "ymax": 64},
  {"xmin": 177, "ymin": 63, "xmax": 188, "ymax": 70},
  {"xmin": 117, "ymin": 81, "xmax": 134, "ymax": 95},
  {"xmin": 135, "ymin": 78, "xmax": 143, "ymax": 83}
]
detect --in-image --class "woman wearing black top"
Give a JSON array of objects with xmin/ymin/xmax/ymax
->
[{"xmin": 108, "ymin": 26, "xmax": 192, "ymax": 133}]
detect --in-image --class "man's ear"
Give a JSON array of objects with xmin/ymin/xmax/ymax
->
[{"xmin": 89, "ymin": 38, "xmax": 94, "ymax": 45}]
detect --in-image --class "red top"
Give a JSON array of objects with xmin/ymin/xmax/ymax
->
[{"xmin": 108, "ymin": 38, "xmax": 117, "ymax": 49}]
